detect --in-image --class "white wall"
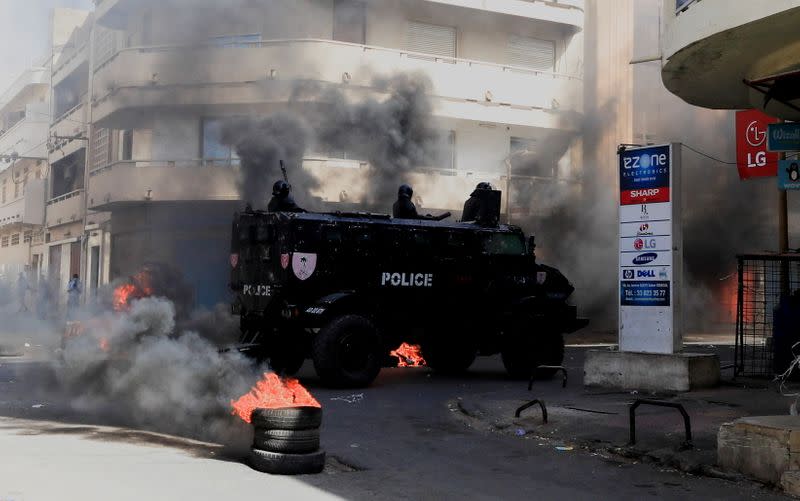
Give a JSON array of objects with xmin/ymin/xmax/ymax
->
[
  {"xmin": 454, "ymin": 125, "xmax": 510, "ymax": 174},
  {"xmin": 151, "ymin": 115, "xmax": 200, "ymax": 160},
  {"xmin": 662, "ymin": 0, "xmax": 800, "ymax": 60},
  {"xmin": 367, "ymin": 1, "xmax": 578, "ymax": 71}
]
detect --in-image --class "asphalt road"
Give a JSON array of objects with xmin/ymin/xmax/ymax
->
[{"xmin": 0, "ymin": 347, "xmax": 788, "ymax": 501}]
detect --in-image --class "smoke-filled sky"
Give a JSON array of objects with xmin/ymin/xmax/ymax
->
[{"xmin": 0, "ymin": 0, "xmax": 92, "ymax": 94}]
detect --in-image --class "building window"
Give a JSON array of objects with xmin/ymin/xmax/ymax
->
[
  {"xmin": 201, "ymin": 118, "xmax": 239, "ymax": 164},
  {"xmin": 507, "ymin": 35, "xmax": 555, "ymax": 72},
  {"xmin": 120, "ymin": 129, "xmax": 133, "ymax": 161},
  {"xmin": 1, "ymin": 236, "xmax": 8, "ymax": 248},
  {"xmin": 406, "ymin": 22, "xmax": 457, "ymax": 60},
  {"xmin": 51, "ymin": 149, "xmax": 86, "ymax": 198},
  {"xmin": 438, "ymin": 130, "xmax": 456, "ymax": 171},
  {"xmin": 333, "ymin": 0, "xmax": 366, "ymax": 44},
  {"xmin": 10, "ymin": 234, "xmax": 19, "ymax": 246},
  {"xmin": 23, "ymin": 231, "xmax": 32, "ymax": 243},
  {"xmin": 510, "ymin": 137, "xmax": 553, "ymax": 178},
  {"xmin": 92, "ymin": 128, "xmax": 111, "ymax": 169}
]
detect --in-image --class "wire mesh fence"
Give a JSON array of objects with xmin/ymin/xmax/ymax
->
[{"xmin": 735, "ymin": 254, "xmax": 800, "ymax": 378}]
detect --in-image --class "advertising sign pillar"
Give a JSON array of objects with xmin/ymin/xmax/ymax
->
[{"xmin": 618, "ymin": 144, "xmax": 683, "ymax": 354}]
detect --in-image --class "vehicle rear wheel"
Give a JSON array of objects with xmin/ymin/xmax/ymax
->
[
  {"xmin": 312, "ymin": 315, "xmax": 382, "ymax": 388},
  {"xmin": 501, "ymin": 318, "xmax": 564, "ymax": 380}
]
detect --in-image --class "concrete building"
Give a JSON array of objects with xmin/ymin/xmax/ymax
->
[
  {"xmin": 662, "ymin": 0, "xmax": 800, "ymax": 120},
  {"xmin": 0, "ymin": 8, "xmax": 91, "ymax": 291},
  {"xmin": 82, "ymin": 0, "xmax": 585, "ymax": 306},
  {"xmin": 43, "ymin": 9, "xmax": 98, "ymax": 305},
  {"xmin": 0, "ymin": 66, "xmax": 48, "ymax": 283}
]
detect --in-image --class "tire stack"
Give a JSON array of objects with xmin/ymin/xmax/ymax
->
[{"xmin": 248, "ymin": 406, "xmax": 326, "ymax": 475}]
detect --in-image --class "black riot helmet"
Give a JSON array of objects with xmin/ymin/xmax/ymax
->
[
  {"xmin": 476, "ymin": 182, "xmax": 492, "ymax": 191},
  {"xmin": 398, "ymin": 184, "xmax": 413, "ymax": 199},
  {"xmin": 272, "ymin": 180, "xmax": 291, "ymax": 197}
]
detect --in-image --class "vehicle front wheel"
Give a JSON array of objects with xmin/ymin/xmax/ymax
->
[{"xmin": 312, "ymin": 315, "xmax": 382, "ymax": 388}]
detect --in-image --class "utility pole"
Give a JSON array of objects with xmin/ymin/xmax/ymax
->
[{"xmin": 779, "ymin": 149, "xmax": 789, "ymax": 253}]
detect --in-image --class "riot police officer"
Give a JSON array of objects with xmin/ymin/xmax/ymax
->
[
  {"xmin": 461, "ymin": 182, "xmax": 492, "ymax": 222},
  {"xmin": 392, "ymin": 184, "xmax": 419, "ymax": 219},
  {"xmin": 268, "ymin": 180, "xmax": 304, "ymax": 212}
]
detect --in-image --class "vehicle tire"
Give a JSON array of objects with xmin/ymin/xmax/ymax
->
[
  {"xmin": 251, "ymin": 406, "xmax": 323, "ymax": 430},
  {"xmin": 423, "ymin": 337, "xmax": 477, "ymax": 374},
  {"xmin": 502, "ymin": 318, "xmax": 565, "ymax": 380},
  {"xmin": 253, "ymin": 428, "xmax": 320, "ymax": 454},
  {"xmin": 249, "ymin": 448, "xmax": 326, "ymax": 475},
  {"xmin": 312, "ymin": 315, "xmax": 382, "ymax": 388}
]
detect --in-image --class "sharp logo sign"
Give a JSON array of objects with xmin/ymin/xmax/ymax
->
[{"xmin": 619, "ymin": 145, "xmax": 671, "ymax": 206}]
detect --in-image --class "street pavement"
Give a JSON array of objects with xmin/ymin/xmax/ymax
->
[{"xmin": 0, "ymin": 346, "xmax": 792, "ymax": 500}]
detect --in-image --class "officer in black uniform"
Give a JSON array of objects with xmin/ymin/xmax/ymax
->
[
  {"xmin": 392, "ymin": 184, "xmax": 419, "ymax": 219},
  {"xmin": 461, "ymin": 182, "xmax": 492, "ymax": 222},
  {"xmin": 268, "ymin": 180, "xmax": 304, "ymax": 212}
]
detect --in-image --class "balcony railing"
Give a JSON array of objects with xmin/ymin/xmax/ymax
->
[
  {"xmin": 94, "ymin": 38, "xmax": 582, "ymax": 82},
  {"xmin": 47, "ymin": 189, "xmax": 84, "ymax": 206},
  {"xmin": 89, "ymin": 158, "xmax": 240, "ymax": 176}
]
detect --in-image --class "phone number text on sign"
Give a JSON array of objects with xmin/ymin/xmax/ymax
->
[{"xmin": 620, "ymin": 281, "xmax": 670, "ymax": 307}]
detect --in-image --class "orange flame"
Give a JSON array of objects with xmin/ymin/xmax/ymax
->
[
  {"xmin": 390, "ymin": 343, "xmax": 426, "ymax": 367},
  {"xmin": 231, "ymin": 372, "xmax": 321, "ymax": 424},
  {"xmin": 113, "ymin": 284, "xmax": 137, "ymax": 312}
]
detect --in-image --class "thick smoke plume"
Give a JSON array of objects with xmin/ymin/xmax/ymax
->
[
  {"xmin": 222, "ymin": 113, "xmax": 313, "ymax": 208},
  {"xmin": 224, "ymin": 73, "xmax": 442, "ymax": 208},
  {"xmin": 0, "ymin": 292, "xmax": 262, "ymax": 450},
  {"xmin": 298, "ymin": 73, "xmax": 442, "ymax": 205}
]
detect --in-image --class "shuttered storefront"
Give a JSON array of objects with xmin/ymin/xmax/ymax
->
[
  {"xmin": 406, "ymin": 22, "xmax": 457, "ymax": 59},
  {"xmin": 507, "ymin": 35, "xmax": 555, "ymax": 72}
]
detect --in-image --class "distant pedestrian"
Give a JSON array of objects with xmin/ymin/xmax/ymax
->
[
  {"xmin": 66, "ymin": 274, "xmax": 82, "ymax": 319},
  {"xmin": 17, "ymin": 272, "xmax": 29, "ymax": 312},
  {"xmin": 37, "ymin": 275, "xmax": 51, "ymax": 320}
]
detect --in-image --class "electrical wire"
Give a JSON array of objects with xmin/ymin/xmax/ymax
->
[{"xmin": 682, "ymin": 142, "xmax": 800, "ymax": 167}]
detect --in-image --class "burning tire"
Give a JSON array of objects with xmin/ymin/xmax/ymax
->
[
  {"xmin": 249, "ymin": 448, "xmax": 326, "ymax": 475},
  {"xmin": 253, "ymin": 428, "xmax": 320, "ymax": 454},
  {"xmin": 251, "ymin": 406, "xmax": 322, "ymax": 430},
  {"xmin": 312, "ymin": 315, "xmax": 382, "ymax": 388},
  {"xmin": 501, "ymin": 318, "xmax": 564, "ymax": 379}
]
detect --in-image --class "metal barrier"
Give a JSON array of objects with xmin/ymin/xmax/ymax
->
[
  {"xmin": 514, "ymin": 399, "xmax": 547, "ymax": 423},
  {"xmin": 735, "ymin": 253, "xmax": 800, "ymax": 378},
  {"xmin": 528, "ymin": 365, "xmax": 568, "ymax": 390},
  {"xmin": 628, "ymin": 399, "xmax": 692, "ymax": 448}
]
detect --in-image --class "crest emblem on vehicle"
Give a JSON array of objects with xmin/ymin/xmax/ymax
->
[
  {"xmin": 292, "ymin": 253, "xmax": 317, "ymax": 281},
  {"xmin": 281, "ymin": 254, "xmax": 290, "ymax": 270},
  {"xmin": 230, "ymin": 253, "xmax": 239, "ymax": 268}
]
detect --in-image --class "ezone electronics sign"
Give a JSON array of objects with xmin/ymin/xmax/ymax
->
[{"xmin": 619, "ymin": 145, "xmax": 670, "ymax": 206}]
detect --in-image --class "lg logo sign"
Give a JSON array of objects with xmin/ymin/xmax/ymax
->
[{"xmin": 746, "ymin": 120, "xmax": 768, "ymax": 167}]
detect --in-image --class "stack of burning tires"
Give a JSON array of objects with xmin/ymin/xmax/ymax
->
[{"xmin": 249, "ymin": 406, "xmax": 326, "ymax": 475}]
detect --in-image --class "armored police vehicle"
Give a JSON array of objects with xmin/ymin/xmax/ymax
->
[{"xmin": 230, "ymin": 195, "xmax": 586, "ymax": 388}]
